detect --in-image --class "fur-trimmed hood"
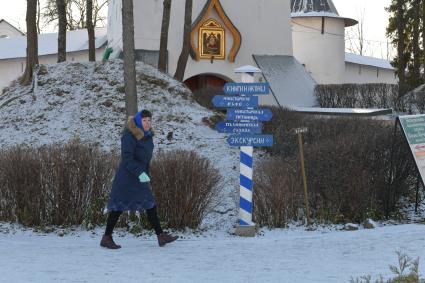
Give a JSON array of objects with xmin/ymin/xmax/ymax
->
[{"xmin": 127, "ymin": 116, "xmax": 154, "ymax": 140}]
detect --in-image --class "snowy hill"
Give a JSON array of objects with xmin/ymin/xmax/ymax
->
[{"xmin": 0, "ymin": 60, "xmax": 240, "ymax": 231}]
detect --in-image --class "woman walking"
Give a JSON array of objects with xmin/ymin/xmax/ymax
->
[{"xmin": 101, "ymin": 110, "xmax": 178, "ymax": 249}]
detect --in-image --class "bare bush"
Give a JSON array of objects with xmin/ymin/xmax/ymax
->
[
  {"xmin": 257, "ymin": 108, "xmax": 416, "ymax": 225},
  {"xmin": 404, "ymin": 88, "xmax": 425, "ymax": 114},
  {"xmin": 150, "ymin": 150, "xmax": 221, "ymax": 229},
  {"xmin": 0, "ymin": 143, "xmax": 222, "ymax": 230},
  {"xmin": 315, "ymin": 84, "xmax": 403, "ymax": 111},
  {"xmin": 350, "ymin": 252, "xmax": 424, "ymax": 283},
  {"xmin": 0, "ymin": 140, "xmax": 118, "ymax": 227},
  {"xmin": 253, "ymin": 158, "xmax": 304, "ymax": 227}
]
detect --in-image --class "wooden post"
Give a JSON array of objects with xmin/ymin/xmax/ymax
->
[{"xmin": 296, "ymin": 128, "xmax": 310, "ymax": 225}]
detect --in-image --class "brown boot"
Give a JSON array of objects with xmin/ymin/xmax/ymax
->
[
  {"xmin": 100, "ymin": 235, "xmax": 122, "ymax": 249},
  {"xmin": 157, "ymin": 232, "xmax": 178, "ymax": 247}
]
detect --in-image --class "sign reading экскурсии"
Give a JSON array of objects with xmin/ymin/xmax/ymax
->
[{"xmin": 399, "ymin": 114, "xmax": 425, "ymax": 184}]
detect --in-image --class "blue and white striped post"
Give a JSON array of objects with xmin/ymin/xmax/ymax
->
[
  {"xmin": 234, "ymin": 65, "xmax": 262, "ymax": 237},
  {"xmin": 239, "ymin": 146, "xmax": 253, "ymax": 226}
]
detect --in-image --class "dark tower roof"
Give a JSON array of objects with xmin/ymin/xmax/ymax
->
[{"xmin": 290, "ymin": 0, "xmax": 357, "ymax": 27}]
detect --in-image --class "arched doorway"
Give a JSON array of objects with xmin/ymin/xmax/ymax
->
[
  {"xmin": 184, "ymin": 73, "xmax": 231, "ymax": 93},
  {"xmin": 184, "ymin": 73, "xmax": 232, "ymax": 109}
]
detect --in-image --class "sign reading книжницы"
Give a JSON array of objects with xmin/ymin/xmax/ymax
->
[{"xmin": 399, "ymin": 115, "xmax": 425, "ymax": 184}]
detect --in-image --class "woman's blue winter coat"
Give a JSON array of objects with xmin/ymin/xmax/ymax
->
[{"xmin": 107, "ymin": 117, "xmax": 156, "ymax": 211}]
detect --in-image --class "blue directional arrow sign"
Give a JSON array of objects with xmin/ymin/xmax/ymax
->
[
  {"xmin": 224, "ymin": 82, "xmax": 270, "ymax": 95},
  {"xmin": 226, "ymin": 108, "xmax": 273, "ymax": 121},
  {"xmin": 212, "ymin": 95, "xmax": 258, "ymax": 108},
  {"xmin": 216, "ymin": 121, "xmax": 262, "ymax": 134},
  {"xmin": 227, "ymin": 134, "xmax": 274, "ymax": 147}
]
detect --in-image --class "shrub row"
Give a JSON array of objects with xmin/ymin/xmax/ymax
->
[
  {"xmin": 0, "ymin": 141, "xmax": 220, "ymax": 230},
  {"xmin": 253, "ymin": 108, "xmax": 416, "ymax": 227},
  {"xmin": 315, "ymin": 84, "xmax": 404, "ymax": 111},
  {"xmin": 0, "ymin": 140, "xmax": 116, "ymax": 226}
]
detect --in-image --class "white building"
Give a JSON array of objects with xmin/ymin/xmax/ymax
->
[
  {"xmin": 343, "ymin": 53, "xmax": 396, "ymax": 84},
  {"xmin": 106, "ymin": 0, "xmax": 397, "ymax": 107},
  {"xmin": 108, "ymin": 0, "xmax": 293, "ymax": 90},
  {"xmin": 290, "ymin": 0, "xmax": 396, "ymax": 86},
  {"xmin": 108, "ymin": 0, "xmax": 317, "ymax": 107},
  {"xmin": 0, "ymin": 1, "xmax": 397, "ymax": 106},
  {"xmin": 0, "ymin": 28, "xmax": 107, "ymax": 91},
  {"xmin": 0, "ymin": 19, "xmax": 24, "ymax": 38}
]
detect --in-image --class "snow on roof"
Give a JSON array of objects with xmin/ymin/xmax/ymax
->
[
  {"xmin": 0, "ymin": 18, "xmax": 24, "ymax": 35},
  {"xmin": 234, "ymin": 65, "xmax": 262, "ymax": 73},
  {"xmin": 290, "ymin": 106, "xmax": 393, "ymax": 116},
  {"xmin": 291, "ymin": 12, "xmax": 358, "ymax": 27},
  {"xmin": 253, "ymin": 55, "xmax": 318, "ymax": 107},
  {"xmin": 290, "ymin": 0, "xmax": 357, "ymax": 27},
  {"xmin": 291, "ymin": 0, "xmax": 339, "ymax": 14},
  {"xmin": 345, "ymin": 53, "xmax": 394, "ymax": 70},
  {"xmin": 0, "ymin": 27, "xmax": 107, "ymax": 60}
]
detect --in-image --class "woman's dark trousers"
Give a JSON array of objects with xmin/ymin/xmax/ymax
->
[{"xmin": 104, "ymin": 206, "xmax": 163, "ymax": 236}]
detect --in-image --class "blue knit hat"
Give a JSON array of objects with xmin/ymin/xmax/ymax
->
[{"xmin": 134, "ymin": 110, "xmax": 153, "ymax": 136}]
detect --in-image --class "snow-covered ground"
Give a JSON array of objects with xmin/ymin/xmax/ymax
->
[{"xmin": 1, "ymin": 223, "xmax": 425, "ymax": 282}]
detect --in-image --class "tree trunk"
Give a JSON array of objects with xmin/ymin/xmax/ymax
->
[
  {"xmin": 412, "ymin": 0, "xmax": 421, "ymax": 87},
  {"xmin": 422, "ymin": 0, "xmax": 425, "ymax": 81},
  {"xmin": 37, "ymin": 0, "xmax": 41, "ymax": 34},
  {"xmin": 87, "ymin": 0, "xmax": 96, "ymax": 61},
  {"xmin": 174, "ymin": 0, "xmax": 193, "ymax": 82},
  {"xmin": 158, "ymin": 0, "xmax": 172, "ymax": 72},
  {"xmin": 56, "ymin": 0, "xmax": 67, "ymax": 62},
  {"xmin": 21, "ymin": 0, "xmax": 39, "ymax": 86},
  {"xmin": 122, "ymin": 0, "xmax": 138, "ymax": 117},
  {"xmin": 396, "ymin": 0, "xmax": 406, "ymax": 97}
]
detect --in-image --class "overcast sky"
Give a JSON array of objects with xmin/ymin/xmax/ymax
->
[
  {"xmin": 0, "ymin": 0, "xmax": 393, "ymax": 58},
  {"xmin": 333, "ymin": 0, "xmax": 393, "ymax": 58}
]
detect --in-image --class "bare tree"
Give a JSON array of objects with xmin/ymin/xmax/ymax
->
[
  {"xmin": 346, "ymin": 8, "xmax": 368, "ymax": 56},
  {"xmin": 174, "ymin": 0, "xmax": 193, "ymax": 82},
  {"xmin": 158, "ymin": 0, "xmax": 172, "ymax": 72},
  {"xmin": 37, "ymin": 0, "xmax": 41, "ymax": 34},
  {"xmin": 56, "ymin": 0, "xmax": 67, "ymax": 62},
  {"xmin": 21, "ymin": 0, "xmax": 39, "ymax": 86},
  {"xmin": 422, "ymin": 0, "xmax": 425, "ymax": 81},
  {"xmin": 42, "ymin": 0, "xmax": 107, "ymax": 31},
  {"xmin": 67, "ymin": 0, "xmax": 86, "ymax": 29},
  {"xmin": 380, "ymin": 39, "xmax": 395, "ymax": 61},
  {"xmin": 411, "ymin": 0, "xmax": 421, "ymax": 87},
  {"xmin": 396, "ymin": 0, "xmax": 407, "ymax": 97},
  {"xmin": 87, "ymin": 0, "xmax": 96, "ymax": 61},
  {"xmin": 122, "ymin": 0, "xmax": 138, "ymax": 117}
]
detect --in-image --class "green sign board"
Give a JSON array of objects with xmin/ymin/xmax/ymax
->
[
  {"xmin": 399, "ymin": 115, "xmax": 425, "ymax": 145},
  {"xmin": 399, "ymin": 115, "xmax": 425, "ymax": 186}
]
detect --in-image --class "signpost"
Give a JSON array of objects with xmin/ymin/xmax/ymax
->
[
  {"xmin": 224, "ymin": 82, "xmax": 270, "ymax": 95},
  {"xmin": 212, "ymin": 95, "xmax": 258, "ymax": 108},
  {"xmin": 215, "ymin": 121, "xmax": 262, "ymax": 134},
  {"xmin": 227, "ymin": 134, "xmax": 274, "ymax": 147},
  {"xmin": 226, "ymin": 109, "xmax": 273, "ymax": 121},
  {"xmin": 212, "ymin": 65, "xmax": 274, "ymax": 237}
]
